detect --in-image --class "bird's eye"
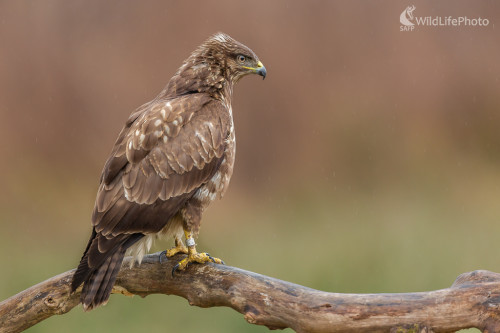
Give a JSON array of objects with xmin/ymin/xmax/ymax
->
[{"xmin": 236, "ymin": 55, "xmax": 246, "ymax": 63}]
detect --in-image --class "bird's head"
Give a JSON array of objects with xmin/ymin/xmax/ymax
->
[
  {"xmin": 203, "ymin": 33, "xmax": 266, "ymax": 82},
  {"xmin": 194, "ymin": 33, "xmax": 266, "ymax": 82},
  {"xmin": 166, "ymin": 32, "xmax": 266, "ymax": 98}
]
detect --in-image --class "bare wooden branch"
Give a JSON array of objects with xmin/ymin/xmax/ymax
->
[{"xmin": 1, "ymin": 252, "xmax": 499, "ymax": 333}]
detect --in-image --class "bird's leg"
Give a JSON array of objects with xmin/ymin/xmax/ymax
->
[
  {"xmin": 165, "ymin": 236, "xmax": 189, "ymax": 257},
  {"xmin": 172, "ymin": 230, "xmax": 224, "ymax": 276}
]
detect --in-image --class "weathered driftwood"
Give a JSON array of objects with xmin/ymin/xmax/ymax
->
[{"xmin": 1, "ymin": 252, "xmax": 499, "ymax": 333}]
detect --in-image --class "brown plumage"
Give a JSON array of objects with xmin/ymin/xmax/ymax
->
[{"xmin": 71, "ymin": 32, "xmax": 266, "ymax": 310}]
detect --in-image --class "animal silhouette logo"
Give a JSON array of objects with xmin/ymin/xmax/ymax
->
[{"xmin": 400, "ymin": 5, "xmax": 416, "ymax": 26}]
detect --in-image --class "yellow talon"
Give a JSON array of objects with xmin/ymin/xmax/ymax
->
[
  {"xmin": 175, "ymin": 251, "xmax": 223, "ymax": 271},
  {"xmin": 171, "ymin": 231, "xmax": 224, "ymax": 276},
  {"xmin": 165, "ymin": 237, "xmax": 188, "ymax": 257}
]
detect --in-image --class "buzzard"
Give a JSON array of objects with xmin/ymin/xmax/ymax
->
[{"xmin": 71, "ymin": 33, "xmax": 266, "ymax": 310}]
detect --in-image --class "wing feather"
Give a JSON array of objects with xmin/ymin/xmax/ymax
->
[{"xmin": 92, "ymin": 93, "xmax": 230, "ymax": 238}]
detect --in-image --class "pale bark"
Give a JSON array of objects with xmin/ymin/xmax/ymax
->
[{"xmin": 1, "ymin": 252, "xmax": 498, "ymax": 333}]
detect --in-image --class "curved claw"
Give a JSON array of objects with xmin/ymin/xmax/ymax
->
[
  {"xmin": 159, "ymin": 250, "xmax": 168, "ymax": 263},
  {"xmin": 172, "ymin": 263, "xmax": 180, "ymax": 277}
]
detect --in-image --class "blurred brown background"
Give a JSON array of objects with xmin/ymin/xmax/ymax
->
[{"xmin": 1, "ymin": 1, "xmax": 499, "ymax": 332}]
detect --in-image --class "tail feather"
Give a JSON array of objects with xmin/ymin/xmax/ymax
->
[
  {"xmin": 93, "ymin": 248, "xmax": 126, "ymax": 306},
  {"xmin": 81, "ymin": 249, "xmax": 125, "ymax": 311},
  {"xmin": 71, "ymin": 229, "xmax": 97, "ymax": 292},
  {"xmin": 72, "ymin": 231, "xmax": 143, "ymax": 311}
]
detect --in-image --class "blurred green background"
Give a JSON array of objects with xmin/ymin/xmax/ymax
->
[{"xmin": 1, "ymin": 1, "xmax": 499, "ymax": 332}]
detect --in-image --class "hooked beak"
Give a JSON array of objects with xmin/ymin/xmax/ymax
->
[
  {"xmin": 255, "ymin": 61, "xmax": 267, "ymax": 79},
  {"xmin": 243, "ymin": 61, "xmax": 267, "ymax": 80}
]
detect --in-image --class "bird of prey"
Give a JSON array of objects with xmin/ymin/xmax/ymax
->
[{"xmin": 71, "ymin": 32, "xmax": 266, "ymax": 310}]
